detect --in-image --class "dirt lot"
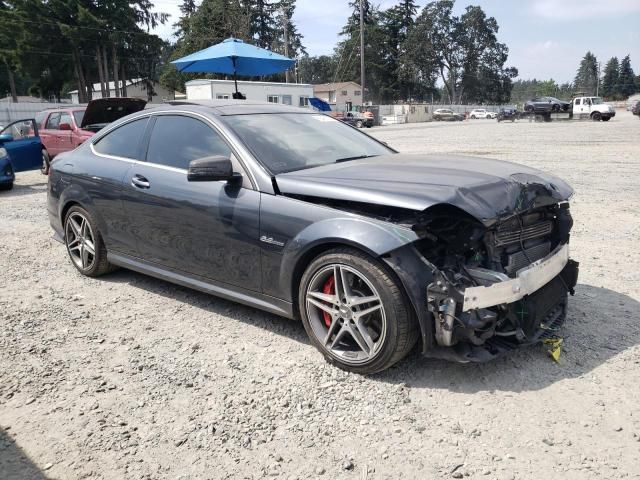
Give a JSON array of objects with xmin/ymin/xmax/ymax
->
[{"xmin": 1, "ymin": 112, "xmax": 639, "ymax": 480}]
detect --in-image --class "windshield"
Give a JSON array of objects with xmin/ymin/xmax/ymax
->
[
  {"xmin": 224, "ymin": 113, "xmax": 392, "ymax": 174},
  {"xmin": 590, "ymin": 97, "xmax": 603, "ymax": 104},
  {"xmin": 73, "ymin": 111, "xmax": 85, "ymax": 126}
]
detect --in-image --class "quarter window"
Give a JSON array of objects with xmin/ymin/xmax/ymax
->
[
  {"xmin": 267, "ymin": 95, "xmax": 279, "ymax": 103},
  {"xmin": 93, "ymin": 117, "xmax": 148, "ymax": 159},
  {"xmin": 216, "ymin": 94, "xmax": 230, "ymax": 99},
  {"xmin": 146, "ymin": 115, "xmax": 231, "ymax": 170}
]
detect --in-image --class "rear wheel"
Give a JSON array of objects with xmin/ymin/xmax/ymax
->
[
  {"xmin": 470, "ymin": 115, "xmax": 476, "ymax": 119},
  {"xmin": 0, "ymin": 182, "xmax": 13, "ymax": 191},
  {"xmin": 299, "ymin": 248, "xmax": 418, "ymax": 374},
  {"xmin": 355, "ymin": 120, "xmax": 363, "ymax": 128},
  {"xmin": 64, "ymin": 206, "xmax": 114, "ymax": 277}
]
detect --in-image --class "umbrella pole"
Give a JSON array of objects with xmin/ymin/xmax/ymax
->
[{"xmin": 232, "ymin": 57, "xmax": 238, "ymax": 95}]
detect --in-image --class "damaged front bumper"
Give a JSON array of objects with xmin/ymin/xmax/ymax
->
[
  {"xmin": 463, "ymin": 243, "xmax": 571, "ymax": 311},
  {"xmin": 426, "ymin": 243, "xmax": 579, "ymax": 363}
]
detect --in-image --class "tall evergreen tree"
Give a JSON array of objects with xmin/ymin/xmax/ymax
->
[
  {"xmin": 618, "ymin": 54, "xmax": 637, "ymax": 97},
  {"xmin": 600, "ymin": 57, "xmax": 619, "ymax": 99},
  {"xmin": 573, "ymin": 51, "xmax": 599, "ymax": 95}
]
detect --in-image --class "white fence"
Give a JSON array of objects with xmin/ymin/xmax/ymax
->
[
  {"xmin": 0, "ymin": 101, "xmax": 74, "ymax": 126},
  {"xmin": 376, "ymin": 103, "xmax": 515, "ymax": 124}
]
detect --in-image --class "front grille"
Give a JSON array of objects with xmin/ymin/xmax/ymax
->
[
  {"xmin": 504, "ymin": 241, "xmax": 551, "ymax": 275},
  {"xmin": 495, "ymin": 220, "xmax": 553, "ymax": 246}
]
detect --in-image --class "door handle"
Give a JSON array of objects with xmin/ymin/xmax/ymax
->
[{"xmin": 131, "ymin": 175, "xmax": 150, "ymax": 189}]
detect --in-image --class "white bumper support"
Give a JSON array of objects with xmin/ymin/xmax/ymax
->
[{"xmin": 462, "ymin": 243, "xmax": 570, "ymax": 312}]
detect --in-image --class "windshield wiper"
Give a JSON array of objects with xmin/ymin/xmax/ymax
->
[{"xmin": 335, "ymin": 154, "xmax": 378, "ymax": 163}]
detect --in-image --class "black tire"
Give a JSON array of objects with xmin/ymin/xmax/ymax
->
[
  {"xmin": 470, "ymin": 115, "xmax": 476, "ymax": 119},
  {"xmin": 591, "ymin": 112, "xmax": 602, "ymax": 121},
  {"xmin": 298, "ymin": 248, "xmax": 418, "ymax": 374},
  {"xmin": 355, "ymin": 120, "xmax": 363, "ymax": 128},
  {"xmin": 552, "ymin": 104, "xmax": 560, "ymax": 112},
  {"xmin": 41, "ymin": 149, "xmax": 50, "ymax": 175},
  {"xmin": 602, "ymin": 117, "xmax": 610, "ymax": 122},
  {"xmin": 0, "ymin": 182, "xmax": 13, "ymax": 191},
  {"xmin": 64, "ymin": 205, "xmax": 115, "ymax": 277}
]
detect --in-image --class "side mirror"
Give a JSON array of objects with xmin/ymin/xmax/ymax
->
[
  {"xmin": 0, "ymin": 133, "xmax": 13, "ymax": 144},
  {"xmin": 187, "ymin": 155, "xmax": 236, "ymax": 182},
  {"xmin": 59, "ymin": 123, "xmax": 72, "ymax": 131}
]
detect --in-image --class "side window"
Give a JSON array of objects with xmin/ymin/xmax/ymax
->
[
  {"xmin": 146, "ymin": 116, "xmax": 232, "ymax": 170},
  {"xmin": 46, "ymin": 113, "xmax": 61, "ymax": 129},
  {"xmin": 575, "ymin": 98, "xmax": 581, "ymax": 105},
  {"xmin": 93, "ymin": 117, "xmax": 148, "ymax": 159},
  {"xmin": 59, "ymin": 113, "xmax": 73, "ymax": 129}
]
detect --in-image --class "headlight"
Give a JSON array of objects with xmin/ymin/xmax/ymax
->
[{"xmin": 0, "ymin": 147, "xmax": 7, "ymax": 158}]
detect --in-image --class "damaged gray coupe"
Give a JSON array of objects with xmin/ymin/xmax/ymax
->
[{"xmin": 47, "ymin": 101, "xmax": 579, "ymax": 374}]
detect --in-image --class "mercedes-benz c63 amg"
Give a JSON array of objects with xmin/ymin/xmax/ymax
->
[{"xmin": 48, "ymin": 101, "xmax": 578, "ymax": 373}]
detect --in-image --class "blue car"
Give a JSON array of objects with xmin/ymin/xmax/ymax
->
[{"xmin": 0, "ymin": 118, "xmax": 45, "ymax": 190}]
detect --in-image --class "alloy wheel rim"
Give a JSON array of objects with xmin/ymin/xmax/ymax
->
[
  {"xmin": 65, "ymin": 212, "xmax": 96, "ymax": 270},
  {"xmin": 305, "ymin": 264, "xmax": 387, "ymax": 365}
]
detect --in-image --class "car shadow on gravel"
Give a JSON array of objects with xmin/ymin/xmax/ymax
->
[
  {"xmin": 101, "ymin": 269, "xmax": 311, "ymax": 345},
  {"xmin": 0, "ymin": 428, "xmax": 49, "ymax": 480},
  {"xmin": 0, "ymin": 182, "xmax": 47, "ymax": 198},
  {"xmin": 376, "ymin": 284, "xmax": 640, "ymax": 392},
  {"xmin": 98, "ymin": 271, "xmax": 638, "ymax": 391}
]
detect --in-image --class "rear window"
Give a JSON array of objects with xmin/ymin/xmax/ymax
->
[{"xmin": 35, "ymin": 111, "xmax": 47, "ymax": 129}]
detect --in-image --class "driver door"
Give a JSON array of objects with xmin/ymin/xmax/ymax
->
[
  {"xmin": 120, "ymin": 114, "xmax": 262, "ymax": 291},
  {"xmin": 0, "ymin": 119, "xmax": 42, "ymax": 172}
]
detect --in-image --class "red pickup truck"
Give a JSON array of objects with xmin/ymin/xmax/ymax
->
[{"xmin": 37, "ymin": 98, "xmax": 146, "ymax": 172}]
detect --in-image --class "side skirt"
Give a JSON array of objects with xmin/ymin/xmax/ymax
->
[{"xmin": 107, "ymin": 252, "xmax": 295, "ymax": 319}]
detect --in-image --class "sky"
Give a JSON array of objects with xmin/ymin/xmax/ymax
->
[{"xmin": 152, "ymin": 0, "xmax": 640, "ymax": 84}]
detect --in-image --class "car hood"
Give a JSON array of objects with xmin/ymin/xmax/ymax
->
[
  {"xmin": 275, "ymin": 154, "xmax": 574, "ymax": 225},
  {"xmin": 81, "ymin": 97, "xmax": 147, "ymax": 130}
]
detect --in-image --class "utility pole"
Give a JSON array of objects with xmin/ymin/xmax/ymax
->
[
  {"xmin": 281, "ymin": 7, "xmax": 290, "ymax": 83},
  {"xmin": 596, "ymin": 61, "xmax": 601, "ymax": 96},
  {"xmin": 360, "ymin": 0, "xmax": 365, "ymax": 105}
]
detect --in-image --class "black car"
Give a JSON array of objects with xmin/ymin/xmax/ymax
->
[
  {"xmin": 524, "ymin": 96, "xmax": 571, "ymax": 113},
  {"xmin": 497, "ymin": 108, "xmax": 519, "ymax": 122},
  {"xmin": 48, "ymin": 101, "xmax": 579, "ymax": 373},
  {"xmin": 632, "ymin": 100, "xmax": 640, "ymax": 118}
]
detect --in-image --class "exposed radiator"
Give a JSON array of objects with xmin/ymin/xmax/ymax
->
[
  {"xmin": 505, "ymin": 241, "xmax": 551, "ymax": 275},
  {"xmin": 496, "ymin": 220, "xmax": 553, "ymax": 246}
]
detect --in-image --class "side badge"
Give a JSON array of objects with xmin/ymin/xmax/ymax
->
[{"xmin": 260, "ymin": 235, "xmax": 285, "ymax": 247}]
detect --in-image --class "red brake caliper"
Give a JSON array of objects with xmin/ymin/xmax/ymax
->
[{"xmin": 322, "ymin": 275, "xmax": 335, "ymax": 327}]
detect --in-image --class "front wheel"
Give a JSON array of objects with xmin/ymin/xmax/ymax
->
[
  {"xmin": 0, "ymin": 182, "xmax": 13, "ymax": 191},
  {"xmin": 299, "ymin": 248, "xmax": 418, "ymax": 374},
  {"xmin": 470, "ymin": 115, "xmax": 476, "ymax": 119},
  {"xmin": 41, "ymin": 149, "xmax": 50, "ymax": 175},
  {"xmin": 64, "ymin": 206, "xmax": 114, "ymax": 277},
  {"xmin": 602, "ymin": 117, "xmax": 610, "ymax": 122},
  {"xmin": 355, "ymin": 120, "xmax": 363, "ymax": 128},
  {"xmin": 591, "ymin": 112, "xmax": 602, "ymax": 121}
]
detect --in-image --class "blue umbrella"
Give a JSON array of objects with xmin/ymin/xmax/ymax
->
[{"xmin": 171, "ymin": 38, "xmax": 296, "ymax": 96}]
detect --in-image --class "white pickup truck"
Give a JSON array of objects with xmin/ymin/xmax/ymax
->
[{"xmin": 571, "ymin": 96, "xmax": 616, "ymax": 121}]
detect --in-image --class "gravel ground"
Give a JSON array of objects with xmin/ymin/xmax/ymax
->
[{"xmin": 1, "ymin": 112, "xmax": 639, "ymax": 480}]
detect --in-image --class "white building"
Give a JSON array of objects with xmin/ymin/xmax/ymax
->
[
  {"xmin": 70, "ymin": 78, "xmax": 175, "ymax": 104},
  {"xmin": 186, "ymin": 79, "xmax": 313, "ymax": 107}
]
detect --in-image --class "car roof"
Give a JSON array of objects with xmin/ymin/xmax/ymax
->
[{"xmin": 150, "ymin": 100, "xmax": 313, "ymax": 116}]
